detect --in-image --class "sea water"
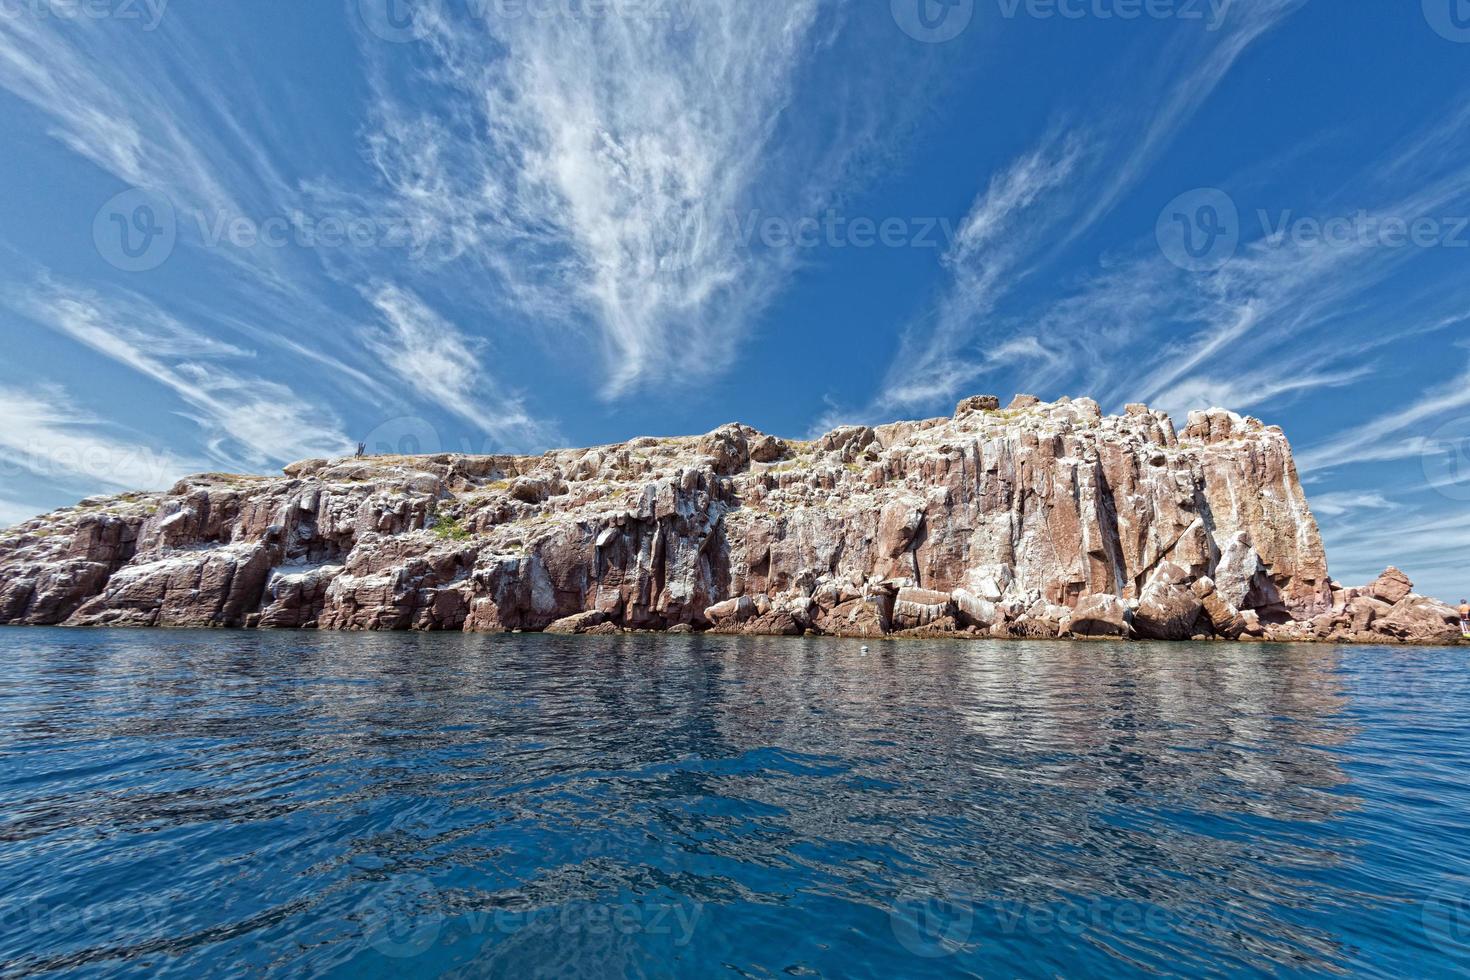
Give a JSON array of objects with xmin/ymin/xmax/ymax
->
[{"xmin": 1, "ymin": 629, "xmax": 1468, "ymax": 978}]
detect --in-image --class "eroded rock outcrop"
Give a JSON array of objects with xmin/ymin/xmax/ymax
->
[{"xmin": 0, "ymin": 396, "xmax": 1458, "ymax": 645}]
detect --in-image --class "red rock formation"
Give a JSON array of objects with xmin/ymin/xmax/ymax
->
[{"xmin": 0, "ymin": 396, "xmax": 1459, "ymax": 645}]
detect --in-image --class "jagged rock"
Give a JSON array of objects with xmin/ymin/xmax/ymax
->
[
  {"xmin": 546, "ymin": 610, "xmax": 608, "ymax": 635},
  {"xmin": 1135, "ymin": 566, "xmax": 1205, "ymax": 640},
  {"xmin": 891, "ymin": 588, "xmax": 954, "ymax": 630},
  {"xmin": 1214, "ymin": 533, "xmax": 1281, "ymax": 611},
  {"xmin": 1065, "ymin": 594, "xmax": 1131, "ymax": 638},
  {"xmin": 704, "ymin": 596, "xmax": 756, "ymax": 628},
  {"xmin": 1192, "ymin": 577, "xmax": 1246, "ymax": 640},
  {"xmin": 819, "ymin": 598, "xmax": 890, "ymax": 638},
  {"xmin": 1374, "ymin": 596, "xmax": 1462, "ymax": 645},
  {"xmin": 955, "ymin": 395, "xmax": 1001, "ymax": 416},
  {"xmin": 952, "ymin": 589, "xmax": 999, "ymax": 629},
  {"xmin": 1368, "ymin": 567, "xmax": 1415, "ymax": 605},
  {"xmin": 0, "ymin": 396, "xmax": 1431, "ymax": 644}
]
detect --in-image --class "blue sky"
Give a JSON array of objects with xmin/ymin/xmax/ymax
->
[{"xmin": 0, "ymin": 0, "xmax": 1467, "ymax": 598}]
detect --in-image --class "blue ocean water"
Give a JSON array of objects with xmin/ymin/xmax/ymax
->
[{"xmin": 1, "ymin": 630, "xmax": 1468, "ymax": 978}]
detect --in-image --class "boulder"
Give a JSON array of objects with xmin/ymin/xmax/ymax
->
[
  {"xmin": 955, "ymin": 395, "xmax": 1001, "ymax": 417},
  {"xmin": 749, "ymin": 435, "xmax": 787, "ymax": 464},
  {"xmin": 703, "ymin": 596, "xmax": 756, "ymax": 628},
  {"xmin": 891, "ymin": 587, "xmax": 954, "ymax": 630},
  {"xmin": 545, "ymin": 610, "xmax": 608, "ymax": 635},
  {"xmin": 819, "ymin": 598, "xmax": 890, "ymax": 638},
  {"xmin": 1192, "ymin": 577, "xmax": 1246, "ymax": 640},
  {"xmin": 1065, "ymin": 594, "xmax": 1131, "ymax": 638},
  {"xmin": 1368, "ymin": 567, "xmax": 1414, "ymax": 605},
  {"xmin": 1348, "ymin": 595, "xmax": 1393, "ymax": 633},
  {"xmin": 1374, "ymin": 596, "xmax": 1462, "ymax": 645},
  {"xmin": 952, "ymin": 589, "xmax": 1000, "ymax": 629},
  {"xmin": 1134, "ymin": 579, "xmax": 1204, "ymax": 641}
]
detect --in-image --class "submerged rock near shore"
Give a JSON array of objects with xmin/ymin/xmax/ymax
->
[{"xmin": 0, "ymin": 395, "xmax": 1461, "ymax": 645}]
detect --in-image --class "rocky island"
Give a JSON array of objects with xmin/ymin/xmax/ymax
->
[{"xmin": 0, "ymin": 395, "xmax": 1462, "ymax": 645}]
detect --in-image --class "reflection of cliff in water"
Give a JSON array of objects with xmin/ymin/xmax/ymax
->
[
  {"xmin": 5, "ymin": 631, "xmax": 1368, "ymax": 974},
  {"xmin": 664, "ymin": 637, "xmax": 1366, "ymax": 972}
]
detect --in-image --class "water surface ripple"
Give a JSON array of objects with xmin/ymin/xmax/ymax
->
[{"xmin": 1, "ymin": 630, "xmax": 1468, "ymax": 977}]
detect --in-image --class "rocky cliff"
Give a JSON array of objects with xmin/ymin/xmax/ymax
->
[{"xmin": 0, "ymin": 395, "xmax": 1462, "ymax": 645}]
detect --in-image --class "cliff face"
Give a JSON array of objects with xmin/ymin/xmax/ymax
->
[{"xmin": 0, "ymin": 395, "xmax": 1460, "ymax": 644}]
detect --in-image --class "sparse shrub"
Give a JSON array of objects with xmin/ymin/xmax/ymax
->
[{"xmin": 434, "ymin": 516, "xmax": 471, "ymax": 541}]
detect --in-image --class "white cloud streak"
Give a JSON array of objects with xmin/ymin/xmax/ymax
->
[
  {"xmin": 364, "ymin": 283, "xmax": 551, "ymax": 450},
  {"xmin": 356, "ymin": 0, "xmax": 891, "ymax": 397},
  {"xmin": 1298, "ymin": 363, "xmax": 1470, "ymax": 474},
  {"xmin": 11, "ymin": 281, "xmax": 355, "ymax": 469},
  {"xmin": 850, "ymin": 2, "xmax": 1304, "ymax": 425},
  {"xmin": 0, "ymin": 385, "xmax": 201, "ymax": 490}
]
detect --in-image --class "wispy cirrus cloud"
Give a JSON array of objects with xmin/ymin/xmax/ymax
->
[
  {"xmin": 1298, "ymin": 362, "xmax": 1470, "ymax": 474},
  {"xmin": 10, "ymin": 280, "xmax": 354, "ymax": 469},
  {"xmin": 0, "ymin": 9, "xmax": 564, "ymax": 455},
  {"xmin": 840, "ymin": 1, "xmax": 1305, "ymax": 426},
  {"xmin": 0, "ymin": 497, "xmax": 50, "ymax": 527},
  {"xmin": 1307, "ymin": 491, "xmax": 1397, "ymax": 519},
  {"xmin": 363, "ymin": 283, "xmax": 552, "ymax": 450},
  {"xmin": 354, "ymin": 0, "xmax": 903, "ymax": 397},
  {"xmin": 0, "ymin": 384, "xmax": 201, "ymax": 490}
]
